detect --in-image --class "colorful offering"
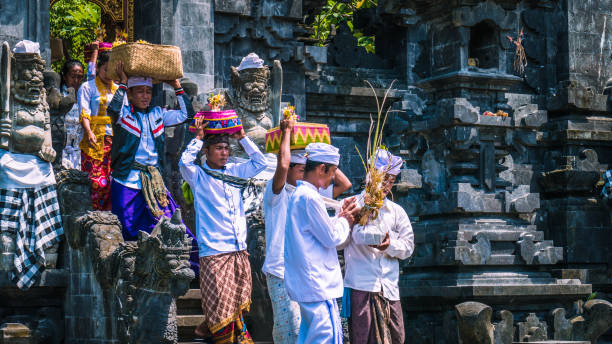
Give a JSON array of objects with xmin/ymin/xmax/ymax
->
[{"xmin": 265, "ymin": 104, "xmax": 330, "ymax": 153}]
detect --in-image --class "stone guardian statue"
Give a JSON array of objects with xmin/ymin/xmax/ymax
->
[
  {"xmin": 230, "ymin": 52, "xmax": 282, "ymax": 149},
  {"xmin": 0, "ymin": 40, "xmax": 63, "ymax": 290}
]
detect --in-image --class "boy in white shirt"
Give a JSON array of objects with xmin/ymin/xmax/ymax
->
[
  {"xmin": 262, "ymin": 120, "xmax": 353, "ymax": 343},
  {"xmin": 179, "ymin": 116, "xmax": 266, "ymax": 343},
  {"xmin": 283, "ymin": 142, "xmax": 360, "ymax": 343}
]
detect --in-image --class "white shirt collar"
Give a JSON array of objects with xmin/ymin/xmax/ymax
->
[{"xmin": 298, "ymin": 180, "xmax": 318, "ymax": 192}]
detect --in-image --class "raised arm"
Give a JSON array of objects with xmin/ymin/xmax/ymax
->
[
  {"xmin": 271, "ymin": 119, "xmax": 294, "ymax": 194},
  {"xmin": 228, "ymin": 129, "xmax": 267, "ymax": 179},
  {"xmin": 179, "ymin": 116, "xmax": 206, "ymax": 185},
  {"xmin": 162, "ymin": 80, "xmax": 194, "ymax": 126},
  {"xmin": 332, "ymin": 168, "xmax": 352, "ymax": 198},
  {"xmin": 108, "ymin": 61, "xmax": 128, "ymax": 124},
  {"xmin": 107, "ymin": 85, "xmax": 127, "ymax": 124}
]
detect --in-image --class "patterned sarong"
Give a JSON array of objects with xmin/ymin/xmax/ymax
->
[
  {"xmin": 0, "ymin": 185, "xmax": 64, "ymax": 289},
  {"xmin": 266, "ymin": 273, "xmax": 301, "ymax": 344},
  {"xmin": 211, "ymin": 311, "xmax": 254, "ymax": 344},
  {"xmin": 197, "ymin": 251, "xmax": 253, "ymax": 341},
  {"xmin": 81, "ymin": 135, "xmax": 112, "ymax": 210}
]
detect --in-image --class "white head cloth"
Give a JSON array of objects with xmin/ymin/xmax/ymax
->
[
  {"xmin": 13, "ymin": 40, "xmax": 40, "ymax": 54},
  {"xmin": 128, "ymin": 76, "xmax": 153, "ymax": 88},
  {"xmin": 305, "ymin": 143, "xmax": 340, "ymax": 166},
  {"xmin": 290, "ymin": 150, "xmax": 307, "ymax": 165},
  {"xmin": 370, "ymin": 149, "xmax": 403, "ymax": 176},
  {"xmin": 237, "ymin": 52, "xmax": 264, "ymax": 71}
]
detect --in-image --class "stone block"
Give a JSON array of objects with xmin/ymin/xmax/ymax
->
[
  {"xmin": 455, "ymin": 301, "xmax": 494, "ymax": 344},
  {"xmin": 397, "ymin": 168, "xmax": 422, "ymax": 190},
  {"xmin": 215, "ymin": 0, "xmax": 250, "ymax": 15},
  {"xmin": 0, "ymin": 323, "xmax": 31, "ymax": 344}
]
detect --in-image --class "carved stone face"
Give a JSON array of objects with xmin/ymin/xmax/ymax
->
[
  {"xmin": 231, "ymin": 67, "xmax": 270, "ymax": 113},
  {"xmin": 166, "ymin": 248, "xmax": 195, "ymax": 296},
  {"xmin": 12, "ymin": 53, "xmax": 45, "ymax": 105}
]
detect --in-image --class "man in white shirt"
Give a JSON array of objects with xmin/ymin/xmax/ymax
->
[
  {"xmin": 179, "ymin": 116, "xmax": 266, "ymax": 343},
  {"xmin": 284, "ymin": 142, "xmax": 360, "ymax": 344},
  {"xmin": 344, "ymin": 149, "xmax": 414, "ymax": 344},
  {"xmin": 261, "ymin": 118, "xmax": 304, "ymax": 344}
]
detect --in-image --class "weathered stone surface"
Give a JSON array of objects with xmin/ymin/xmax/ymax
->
[
  {"xmin": 455, "ymin": 301, "xmax": 494, "ymax": 344},
  {"xmin": 494, "ymin": 310, "xmax": 514, "ymax": 344},
  {"xmin": 57, "ymin": 171, "xmax": 194, "ymax": 344},
  {"xmin": 0, "ymin": 43, "xmax": 55, "ymax": 162}
]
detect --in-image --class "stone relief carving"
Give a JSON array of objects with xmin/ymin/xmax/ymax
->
[
  {"xmin": 456, "ymin": 300, "xmax": 612, "ymax": 344},
  {"xmin": 228, "ymin": 54, "xmax": 282, "ymax": 150},
  {"xmin": 231, "ymin": 64, "xmax": 273, "ymax": 143},
  {"xmin": 57, "ymin": 170, "xmax": 194, "ymax": 344},
  {"xmin": 0, "ymin": 42, "xmax": 55, "ymax": 162}
]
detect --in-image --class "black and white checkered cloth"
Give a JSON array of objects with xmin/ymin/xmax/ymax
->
[
  {"xmin": 0, "ymin": 185, "xmax": 64, "ymax": 289},
  {"xmin": 602, "ymin": 170, "xmax": 612, "ymax": 200}
]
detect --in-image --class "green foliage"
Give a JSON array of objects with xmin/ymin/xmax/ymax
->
[
  {"xmin": 50, "ymin": 0, "xmax": 101, "ymax": 73},
  {"xmin": 311, "ymin": 0, "xmax": 377, "ymax": 54}
]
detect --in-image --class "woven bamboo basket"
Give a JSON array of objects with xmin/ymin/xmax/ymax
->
[{"xmin": 107, "ymin": 43, "xmax": 183, "ymax": 82}]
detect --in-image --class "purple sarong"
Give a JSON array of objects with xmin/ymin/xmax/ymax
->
[{"xmin": 111, "ymin": 180, "xmax": 200, "ymax": 276}]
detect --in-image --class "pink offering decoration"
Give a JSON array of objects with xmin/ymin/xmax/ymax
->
[{"xmin": 189, "ymin": 110, "xmax": 243, "ymax": 135}]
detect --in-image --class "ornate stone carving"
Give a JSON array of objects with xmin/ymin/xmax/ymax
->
[
  {"xmin": 455, "ymin": 300, "xmax": 612, "ymax": 344},
  {"xmin": 230, "ymin": 64, "xmax": 273, "ymax": 147},
  {"xmin": 0, "ymin": 42, "xmax": 55, "ymax": 162},
  {"xmin": 517, "ymin": 313, "xmax": 547, "ymax": 342},
  {"xmin": 57, "ymin": 169, "xmax": 194, "ymax": 344}
]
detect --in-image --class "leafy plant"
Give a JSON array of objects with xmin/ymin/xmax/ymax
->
[
  {"xmin": 50, "ymin": 0, "xmax": 101, "ymax": 73},
  {"xmin": 310, "ymin": 0, "xmax": 377, "ymax": 54}
]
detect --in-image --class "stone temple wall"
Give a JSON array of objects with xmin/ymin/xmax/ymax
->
[{"xmin": 0, "ymin": 0, "xmax": 51, "ymax": 62}]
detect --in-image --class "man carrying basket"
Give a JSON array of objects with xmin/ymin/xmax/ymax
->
[{"xmin": 106, "ymin": 62, "xmax": 200, "ymax": 273}]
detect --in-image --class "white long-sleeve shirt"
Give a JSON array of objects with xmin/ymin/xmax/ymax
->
[
  {"xmin": 284, "ymin": 180, "xmax": 350, "ymax": 303},
  {"xmin": 343, "ymin": 194, "xmax": 414, "ymax": 301},
  {"xmin": 113, "ymin": 96, "xmax": 188, "ymax": 189},
  {"xmin": 179, "ymin": 137, "xmax": 266, "ymax": 257}
]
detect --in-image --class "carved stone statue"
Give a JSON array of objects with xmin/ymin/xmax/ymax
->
[
  {"xmin": 0, "ymin": 41, "xmax": 63, "ymax": 290},
  {"xmin": 57, "ymin": 167, "xmax": 194, "ymax": 343},
  {"xmin": 0, "ymin": 42, "xmax": 55, "ymax": 162},
  {"xmin": 230, "ymin": 52, "xmax": 282, "ymax": 149}
]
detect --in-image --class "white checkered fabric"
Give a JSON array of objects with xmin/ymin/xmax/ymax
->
[
  {"xmin": 0, "ymin": 185, "xmax": 64, "ymax": 289},
  {"xmin": 602, "ymin": 170, "xmax": 612, "ymax": 200}
]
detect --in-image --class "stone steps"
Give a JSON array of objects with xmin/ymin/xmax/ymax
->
[
  {"xmin": 177, "ymin": 288, "xmax": 204, "ymax": 343},
  {"xmin": 176, "ymin": 288, "xmax": 273, "ymax": 344}
]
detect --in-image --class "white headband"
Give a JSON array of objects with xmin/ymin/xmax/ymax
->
[
  {"xmin": 128, "ymin": 76, "xmax": 153, "ymax": 88},
  {"xmin": 305, "ymin": 143, "xmax": 340, "ymax": 166},
  {"xmin": 370, "ymin": 149, "xmax": 403, "ymax": 176},
  {"xmin": 290, "ymin": 150, "xmax": 307, "ymax": 165}
]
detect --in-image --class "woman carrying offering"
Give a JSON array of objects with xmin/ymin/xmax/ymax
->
[{"xmin": 77, "ymin": 51, "xmax": 118, "ymax": 210}]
